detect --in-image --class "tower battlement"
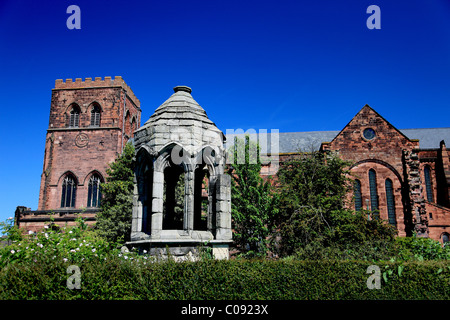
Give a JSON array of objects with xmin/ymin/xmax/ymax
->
[{"xmin": 54, "ymin": 76, "xmax": 140, "ymax": 108}]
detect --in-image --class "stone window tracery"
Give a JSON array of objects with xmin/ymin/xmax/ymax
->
[
  {"xmin": 87, "ymin": 174, "xmax": 102, "ymax": 207},
  {"xmin": 90, "ymin": 104, "xmax": 101, "ymax": 127},
  {"xmin": 369, "ymin": 169, "xmax": 379, "ymax": 216},
  {"xmin": 354, "ymin": 179, "xmax": 362, "ymax": 212},
  {"xmin": 424, "ymin": 165, "xmax": 434, "ymax": 202},
  {"xmin": 61, "ymin": 174, "xmax": 77, "ymax": 208},
  {"xmin": 385, "ymin": 178, "xmax": 396, "ymax": 226},
  {"xmin": 363, "ymin": 128, "xmax": 376, "ymax": 140},
  {"xmin": 442, "ymin": 233, "xmax": 449, "ymax": 244},
  {"xmin": 69, "ymin": 105, "xmax": 80, "ymax": 128}
]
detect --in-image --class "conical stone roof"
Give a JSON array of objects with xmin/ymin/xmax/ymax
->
[
  {"xmin": 144, "ymin": 86, "xmax": 216, "ymax": 127},
  {"xmin": 134, "ymin": 86, "xmax": 225, "ymax": 156}
]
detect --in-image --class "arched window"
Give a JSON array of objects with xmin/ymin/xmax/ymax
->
[
  {"xmin": 163, "ymin": 164, "xmax": 185, "ymax": 230},
  {"xmin": 90, "ymin": 104, "xmax": 101, "ymax": 127},
  {"xmin": 69, "ymin": 105, "xmax": 80, "ymax": 128},
  {"xmin": 369, "ymin": 169, "xmax": 379, "ymax": 215},
  {"xmin": 124, "ymin": 111, "xmax": 131, "ymax": 134},
  {"xmin": 442, "ymin": 233, "xmax": 449, "ymax": 245},
  {"xmin": 61, "ymin": 174, "xmax": 77, "ymax": 208},
  {"xmin": 424, "ymin": 165, "xmax": 434, "ymax": 202},
  {"xmin": 87, "ymin": 174, "xmax": 102, "ymax": 207},
  {"xmin": 385, "ymin": 179, "xmax": 397, "ymax": 226},
  {"xmin": 131, "ymin": 117, "xmax": 136, "ymax": 133},
  {"xmin": 354, "ymin": 179, "xmax": 362, "ymax": 212}
]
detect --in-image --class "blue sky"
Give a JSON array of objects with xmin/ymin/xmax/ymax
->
[{"xmin": 0, "ymin": 0, "xmax": 449, "ymax": 223}]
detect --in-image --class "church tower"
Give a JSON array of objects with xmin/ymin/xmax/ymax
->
[{"xmin": 24, "ymin": 76, "xmax": 141, "ymax": 230}]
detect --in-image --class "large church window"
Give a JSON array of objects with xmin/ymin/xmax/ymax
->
[
  {"xmin": 424, "ymin": 165, "xmax": 434, "ymax": 202},
  {"xmin": 385, "ymin": 179, "xmax": 396, "ymax": 226},
  {"xmin": 87, "ymin": 174, "xmax": 102, "ymax": 207},
  {"xmin": 369, "ymin": 169, "xmax": 379, "ymax": 217},
  {"xmin": 61, "ymin": 174, "xmax": 77, "ymax": 208},
  {"xmin": 354, "ymin": 179, "xmax": 362, "ymax": 212}
]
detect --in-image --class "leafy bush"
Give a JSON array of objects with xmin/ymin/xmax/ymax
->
[
  {"xmin": 395, "ymin": 236, "xmax": 450, "ymax": 261},
  {"xmin": 274, "ymin": 152, "xmax": 353, "ymax": 256},
  {"xmin": 273, "ymin": 151, "xmax": 398, "ymax": 258},
  {"xmin": 95, "ymin": 142, "xmax": 135, "ymax": 243},
  {"xmin": 227, "ymin": 136, "xmax": 279, "ymax": 257},
  {"xmin": 0, "ymin": 257, "xmax": 449, "ymax": 299}
]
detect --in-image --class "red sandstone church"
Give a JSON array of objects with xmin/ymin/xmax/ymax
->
[{"xmin": 15, "ymin": 77, "xmax": 450, "ymax": 244}]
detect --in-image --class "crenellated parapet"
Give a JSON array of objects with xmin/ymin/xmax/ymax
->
[{"xmin": 54, "ymin": 76, "xmax": 140, "ymax": 108}]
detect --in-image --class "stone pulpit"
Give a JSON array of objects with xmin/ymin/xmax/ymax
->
[{"xmin": 127, "ymin": 86, "xmax": 232, "ymax": 260}]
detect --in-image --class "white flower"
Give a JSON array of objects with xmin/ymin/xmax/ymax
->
[
  {"xmin": 69, "ymin": 230, "xmax": 73, "ymax": 234},
  {"xmin": 7, "ymin": 217, "xmax": 13, "ymax": 220},
  {"xmin": 143, "ymin": 250, "xmax": 147, "ymax": 254},
  {"xmin": 44, "ymin": 233, "xmax": 49, "ymax": 238},
  {"xmin": 92, "ymin": 248, "xmax": 96, "ymax": 253},
  {"xmin": 124, "ymin": 256, "xmax": 128, "ymax": 260},
  {"xmin": 71, "ymin": 238, "xmax": 76, "ymax": 241},
  {"xmin": 63, "ymin": 258, "xmax": 68, "ymax": 262},
  {"xmin": 44, "ymin": 225, "xmax": 49, "ymax": 229},
  {"xmin": 10, "ymin": 250, "xmax": 15, "ymax": 254},
  {"xmin": 28, "ymin": 230, "xmax": 34, "ymax": 235},
  {"xmin": 70, "ymin": 249, "xmax": 76, "ymax": 253}
]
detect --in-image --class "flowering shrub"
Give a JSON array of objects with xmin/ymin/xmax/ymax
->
[{"xmin": 0, "ymin": 217, "xmax": 153, "ymax": 269}]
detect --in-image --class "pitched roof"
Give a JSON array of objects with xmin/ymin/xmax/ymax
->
[
  {"xmin": 400, "ymin": 128, "xmax": 450, "ymax": 149},
  {"xmin": 225, "ymin": 128, "xmax": 450, "ymax": 153}
]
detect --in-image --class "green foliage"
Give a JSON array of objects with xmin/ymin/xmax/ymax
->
[
  {"xmin": 0, "ymin": 217, "xmax": 22, "ymax": 242},
  {"xmin": 0, "ymin": 255, "xmax": 449, "ymax": 299},
  {"xmin": 95, "ymin": 143, "xmax": 135, "ymax": 243},
  {"xmin": 0, "ymin": 216, "xmax": 157, "ymax": 299},
  {"xmin": 274, "ymin": 151, "xmax": 397, "ymax": 257},
  {"xmin": 327, "ymin": 210, "xmax": 397, "ymax": 246},
  {"xmin": 227, "ymin": 136, "xmax": 279, "ymax": 257},
  {"xmin": 395, "ymin": 236, "xmax": 450, "ymax": 261},
  {"xmin": 275, "ymin": 151, "xmax": 351, "ymax": 256},
  {"xmin": 0, "ymin": 217, "xmax": 126, "ymax": 269}
]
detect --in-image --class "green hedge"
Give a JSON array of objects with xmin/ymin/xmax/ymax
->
[{"xmin": 1, "ymin": 258, "xmax": 449, "ymax": 300}]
